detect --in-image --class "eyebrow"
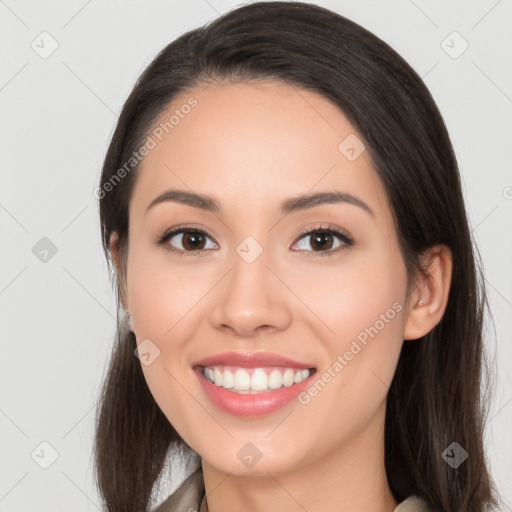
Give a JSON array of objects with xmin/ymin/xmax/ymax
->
[{"xmin": 145, "ymin": 189, "xmax": 375, "ymax": 218}]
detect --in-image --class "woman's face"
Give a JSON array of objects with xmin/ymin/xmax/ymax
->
[{"xmin": 118, "ymin": 80, "xmax": 414, "ymax": 476}]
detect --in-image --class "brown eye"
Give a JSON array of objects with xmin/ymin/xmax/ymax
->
[
  {"xmin": 167, "ymin": 230, "xmax": 216, "ymax": 252},
  {"xmin": 180, "ymin": 231, "xmax": 206, "ymax": 250},
  {"xmin": 309, "ymin": 232, "xmax": 335, "ymax": 251},
  {"xmin": 155, "ymin": 225, "xmax": 219, "ymax": 256},
  {"xmin": 291, "ymin": 225, "xmax": 353, "ymax": 256}
]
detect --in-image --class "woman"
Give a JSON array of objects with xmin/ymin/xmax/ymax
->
[{"xmin": 93, "ymin": 2, "xmax": 500, "ymax": 511}]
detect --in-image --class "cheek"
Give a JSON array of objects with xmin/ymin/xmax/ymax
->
[
  {"xmin": 290, "ymin": 252, "xmax": 406, "ymax": 350},
  {"xmin": 293, "ymin": 253, "xmax": 407, "ymax": 421},
  {"xmin": 127, "ymin": 254, "xmax": 205, "ymax": 435},
  {"xmin": 127, "ymin": 248, "xmax": 210, "ymax": 344}
]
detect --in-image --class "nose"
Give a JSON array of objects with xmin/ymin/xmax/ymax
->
[{"xmin": 208, "ymin": 246, "xmax": 292, "ymax": 338}]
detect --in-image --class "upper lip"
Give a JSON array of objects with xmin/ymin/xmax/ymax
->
[{"xmin": 192, "ymin": 351, "xmax": 315, "ymax": 369}]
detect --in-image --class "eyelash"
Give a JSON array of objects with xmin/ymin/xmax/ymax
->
[{"xmin": 153, "ymin": 223, "xmax": 353, "ymax": 258}]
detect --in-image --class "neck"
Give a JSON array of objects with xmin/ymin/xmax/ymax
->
[{"xmin": 199, "ymin": 403, "xmax": 398, "ymax": 512}]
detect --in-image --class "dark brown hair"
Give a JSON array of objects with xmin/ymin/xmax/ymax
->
[{"xmin": 94, "ymin": 2, "xmax": 500, "ymax": 511}]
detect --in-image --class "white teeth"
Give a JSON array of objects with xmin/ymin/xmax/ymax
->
[
  {"xmin": 214, "ymin": 367, "xmax": 223, "ymax": 386},
  {"xmin": 282, "ymin": 368, "xmax": 295, "ymax": 387},
  {"xmin": 268, "ymin": 369, "xmax": 283, "ymax": 389},
  {"xmin": 294, "ymin": 369, "xmax": 309, "ymax": 383},
  {"xmin": 234, "ymin": 368, "xmax": 251, "ymax": 390},
  {"xmin": 202, "ymin": 366, "xmax": 311, "ymax": 393},
  {"xmin": 222, "ymin": 369, "xmax": 234, "ymax": 389},
  {"xmin": 250, "ymin": 368, "xmax": 268, "ymax": 391}
]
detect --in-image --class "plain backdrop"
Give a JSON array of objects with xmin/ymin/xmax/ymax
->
[{"xmin": 1, "ymin": 1, "xmax": 511, "ymax": 510}]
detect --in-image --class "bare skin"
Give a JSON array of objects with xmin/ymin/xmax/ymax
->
[{"xmin": 110, "ymin": 80, "xmax": 452, "ymax": 512}]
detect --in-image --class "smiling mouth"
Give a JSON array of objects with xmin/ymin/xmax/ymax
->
[{"xmin": 196, "ymin": 365, "xmax": 317, "ymax": 394}]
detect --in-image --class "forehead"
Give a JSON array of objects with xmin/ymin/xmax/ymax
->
[{"xmin": 130, "ymin": 80, "xmax": 390, "ymax": 221}]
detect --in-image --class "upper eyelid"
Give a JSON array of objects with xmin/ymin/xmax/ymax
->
[
  {"xmin": 165, "ymin": 225, "xmax": 218, "ymax": 244},
  {"xmin": 294, "ymin": 223, "xmax": 351, "ymax": 240}
]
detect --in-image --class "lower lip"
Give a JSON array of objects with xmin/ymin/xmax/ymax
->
[{"xmin": 193, "ymin": 366, "xmax": 315, "ymax": 417}]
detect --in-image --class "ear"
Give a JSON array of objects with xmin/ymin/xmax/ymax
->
[
  {"xmin": 109, "ymin": 231, "xmax": 129, "ymax": 311},
  {"xmin": 110, "ymin": 231, "xmax": 122, "ymax": 273},
  {"xmin": 403, "ymin": 244, "xmax": 453, "ymax": 340}
]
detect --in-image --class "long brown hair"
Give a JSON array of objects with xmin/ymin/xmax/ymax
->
[{"xmin": 94, "ymin": 2, "xmax": 500, "ymax": 510}]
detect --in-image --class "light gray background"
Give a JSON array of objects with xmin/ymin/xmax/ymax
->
[{"xmin": 1, "ymin": 1, "xmax": 511, "ymax": 510}]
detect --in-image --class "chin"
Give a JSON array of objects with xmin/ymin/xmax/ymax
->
[{"xmin": 200, "ymin": 445, "xmax": 305, "ymax": 478}]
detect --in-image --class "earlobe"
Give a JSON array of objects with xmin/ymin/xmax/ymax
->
[
  {"xmin": 109, "ymin": 231, "xmax": 129, "ymax": 312},
  {"xmin": 110, "ymin": 231, "xmax": 120, "ymax": 272},
  {"xmin": 403, "ymin": 244, "xmax": 453, "ymax": 340}
]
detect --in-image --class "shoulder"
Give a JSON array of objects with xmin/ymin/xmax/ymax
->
[
  {"xmin": 151, "ymin": 467, "xmax": 204, "ymax": 512},
  {"xmin": 393, "ymin": 495, "xmax": 437, "ymax": 512}
]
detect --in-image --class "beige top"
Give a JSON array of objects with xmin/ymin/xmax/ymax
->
[{"xmin": 151, "ymin": 468, "xmax": 435, "ymax": 512}]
